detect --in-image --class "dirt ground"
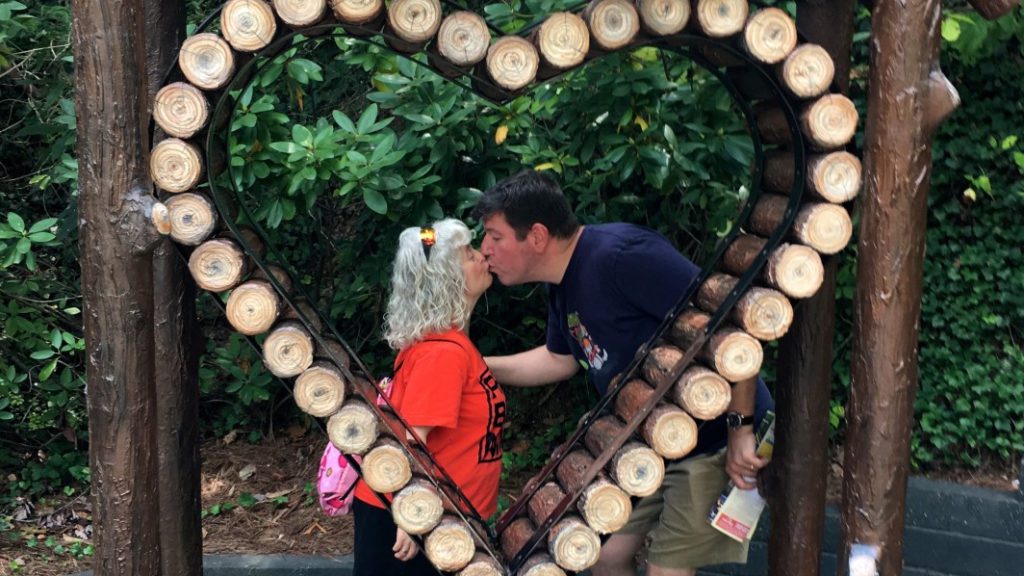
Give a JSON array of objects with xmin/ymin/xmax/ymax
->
[{"xmin": 1, "ymin": 432, "xmax": 1018, "ymax": 576}]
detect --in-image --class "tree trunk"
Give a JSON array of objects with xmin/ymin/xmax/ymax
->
[
  {"xmin": 766, "ymin": 2, "xmax": 855, "ymax": 576},
  {"xmin": 146, "ymin": 1, "xmax": 200, "ymax": 573},
  {"xmin": 73, "ymin": 0, "xmax": 166, "ymax": 571},
  {"xmin": 839, "ymin": 0, "xmax": 956, "ymax": 574}
]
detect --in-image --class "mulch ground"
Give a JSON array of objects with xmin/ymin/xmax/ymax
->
[{"xmin": 1, "ymin": 432, "xmax": 1018, "ymax": 576}]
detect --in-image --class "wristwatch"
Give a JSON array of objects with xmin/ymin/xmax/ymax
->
[{"xmin": 726, "ymin": 412, "xmax": 754, "ymax": 430}]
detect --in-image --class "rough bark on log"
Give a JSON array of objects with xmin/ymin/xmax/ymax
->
[
  {"xmin": 534, "ymin": 12, "xmax": 589, "ymax": 70},
  {"xmin": 281, "ymin": 300, "xmax": 324, "ymax": 333},
  {"xmin": 527, "ymin": 482, "xmax": 567, "ymax": 527},
  {"xmin": 555, "ymin": 450, "xmax": 596, "ymax": 493},
  {"xmin": 967, "ymin": 0, "xmax": 1019, "ymax": 20},
  {"xmin": 392, "ymin": 477, "xmax": 444, "ymax": 535},
  {"xmin": 671, "ymin": 365, "xmax": 732, "ymax": 420},
  {"xmin": 779, "ymin": 43, "xmax": 835, "ymax": 99},
  {"xmin": 741, "ymin": 7, "xmax": 797, "ymax": 64},
  {"xmin": 486, "ymin": 36, "xmax": 539, "ymax": 91},
  {"xmin": 262, "ymin": 320, "xmax": 315, "ymax": 377},
  {"xmin": 457, "ymin": 552, "xmax": 504, "ymax": 576},
  {"xmin": 641, "ymin": 344, "xmax": 687, "ymax": 387},
  {"xmin": 327, "ymin": 398, "xmax": 378, "ymax": 454},
  {"xmin": 692, "ymin": 0, "xmax": 748, "ymax": 38},
  {"xmin": 151, "ymin": 137, "xmax": 203, "ymax": 193},
  {"xmin": 499, "ymin": 517, "xmax": 536, "ymax": 560},
  {"xmin": 723, "ymin": 234, "xmax": 825, "ymax": 299},
  {"xmin": 153, "ymin": 82, "xmax": 209, "ymax": 139},
  {"xmin": 386, "ymin": 0, "xmax": 442, "ymax": 52},
  {"xmin": 164, "ymin": 192, "xmax": 216, "ymax": 245},
  {"xmin": 178, "ymin": 33, "xmax": 236, "ymax": 90},
  {"xmin": 637, "ymin": 0, "xmax": 690, "ymax": 36},
  {"xmin": 548, "ymin": 517, "xmax": 600, "ymax": 572},
  {"xmin": 225, "ymin": 280, "xmax": 280, "ymax": 335},
  {"xmin": 293, "ymin": 361, "xmax": 346, "ymax": 417},
  {"xmin": 188, "ymin": 238, "xmax": 248, "ymax": 292},
  {"xmin": 362, "ymin": 437, "xmax": 413, "ymax": 493},
  {"xmin": 251, "ymin": 263, "xmax": 292, "ymax": 293},
  {"xmin": 750, "ymin": 193, "xmax": 854, "ymax": 254},
  {"xmin": 584, "ymin": 0, "xmax": 640, "ymax": 51},
  {"xmin": 667, "ymin": 311, "xmax": 764, "ymax": 381},
  {"xmin": 272, "ymin": 0, "xmax": 327, "ymax": 27},
  {"xmin": 518, "ymin": 552, "xmax": 566, "ymax": 576},
  {"xmin": 330, "ymin": 0, "xmax": 384, "ymax": 24},
  {"xmin": 436, "ymin": 11, "xmax": 490, "ymax": 68},
  {"xmin": 314, "ymin": 336, "xmax": 352, "ymax": 369},
  {"xmin": 763, "ymin": 150, "xmax": 862, "ymax": 203},
  {"xmin": 221, "ymin": 0, "xmax": 277, "ymax": 52}
]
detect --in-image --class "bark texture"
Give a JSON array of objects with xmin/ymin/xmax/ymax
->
[{"xmin": 766, "ymin": 2, "xmax": 855, "ymax": 576}]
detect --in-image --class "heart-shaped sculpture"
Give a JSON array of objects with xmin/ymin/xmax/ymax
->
[{"xmin": 149, "ymin": 0, "xmax": 860, "ymax": 572}]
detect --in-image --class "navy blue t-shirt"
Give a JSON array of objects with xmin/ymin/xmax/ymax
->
[{"xmin": 545, "ymin": 223, "xmax": 773, "ymax": 457}]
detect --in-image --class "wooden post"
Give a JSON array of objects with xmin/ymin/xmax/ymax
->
[
  {"xmin": 765, "ymin": 2, "xmax": 856, "ymax": 576},
  {"xmin": 840, "ymin": 0, "xmax": 958, "ymax": 573},
  {"xmin": 73, "ymin": 0, "xmax": 167, "ymax": 573}
]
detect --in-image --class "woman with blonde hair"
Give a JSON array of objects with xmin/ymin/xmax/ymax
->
[{"xmin": 352, "ymin": 218, "xmax": 505, "ymax": 576}]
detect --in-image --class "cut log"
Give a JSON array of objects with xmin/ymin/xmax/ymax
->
[
  {"xmin": 151, "ymin": 138, "xmax": 202, "ymax": 193},
  {"xmin": 272, "ymin": 0, "xmax": 327, "ymax": 27},
  {"xmin": 486, "ymin": 36, "xmax": 539, "ymax": 91},
  {"xmin": 232, "ymin": 227, "xmax": 265, "ymax": 258},
  {"xmin": 534, "ymin": 12, "xmax": 589, "ymax": 70},
  {"xmin": 555, "ymin": 450, "xmax": 597, "ymax": 493},
  {"xmin": 225, "ymin": 280, "xmax": 280, "ymax": 335},
  {"xmin": 577, "ymin": 478, "xmax": 631, "ymax": 534},
  {"xmin": 221, "ymin": 0, "xmax": 277, "ymax": 52},
  {"xmin": 641, "ymin": 344, "xmax": 688, "ymax": 387},
  {"xmin": 722, "ymin": 234, "xmax": 824, "ymax": 299},
  {"xmin": 281, "ymin": 300, "xmax": 324, "ymax": 333},
  {"xmin": 527, "ymin": 482, "xmax": 566, "ymax": 527},
  {"xmin": 779, "ymin": 43, "xmax": 834, "ymax": 99},
  {"xmin": 692, "ymin": 0, "xmax": 748, "ymax": 38},
  {"xmin": 671, "ymin": 366, "xmax": 731, "ymax": 420},
  {"xmin": 392, "ymin": 477, "xmax": 444, "ymax": 535},
  {"xmin": 967, "ymin": 0, "xmax": 1019, "ymax": 20},
  {"xmin": 457, "ymin": 552, "xmax": 504, "ymax": 576},
  {"xmin": 188, "ymin": 238, "xmax": 248, "ymax": 292},
  {"xmin": 697, "ymin": 273, "xmax": 794, "ymax": 340},
  {"xmin": 668, "ymin": 309, "xmax": 710, "ymax": 348},
  {"xmin": 584, "ymin": 0, "xmax": 640, "ymax": 51},
  {"xmin": 164, "ymin": 192, "xmax": 216, "ymax": 246},
  {"xmin": 518, "ymin": 553, "xmax": 566, "ymax": 576},
  {"xmin": 327, "ymin": 398, "xmax": 378, "ymax": 454},
  {"xmin": 263, "ymin": 320, "xmax": 315, "ymax": 378},
  {"xmin": 762, "ymin": 150, "xmax": 863, "ymax": 203},
  {"xmin": 436, "ymin": 11, "xmax": 490, "ymax": 68},
  {"xmin": 293, "ymin": 361, "xmax": 346, "ymax": 417},
  {"xmin": 668, "ymin": 310, "xmax": 763, "ymax": 381},
  {"xmin": 750, "ymin": 193, "xmax": 854, "ymax": 255},
  {"xmin": 386, "ymin": 0, "xmax": 442, "ymax": 52},
  {"xmin": 641, "ymin": 404, "xmax": 698, "ymax": 459},
  {"xmin": 251, "ymin": 264, "xmax": 292, "ymax": 294},
  {"xmin": 151, "ymin": 201, "xmax": 171, "ymax": 236},
  {"xmin": 754, "ymin": 106, "xmax": 791, "ymax": 146},
  {"xmin": 584, "ymin": 417, "xmax": 664, "ymax": 496},
  {"xmin": 499, "ymin": 517, "xmax": 536, "ymax": 561},
  {"xmin": 548, "ymin": 517, "xmax": 600, "ymax": 572},
  {"xmin": 614, "ymin": 378, "xmax": 658, "ymax": 420},
  {"xmin": 153, "ymin": 82, "xmax": 209, "ymax": 139},
  {"xmin": 637, "ymin": 0, "xmax": 690, "ymax": 36},
  {"xmin": 330, "ymin": 0, "xmax": 384, "ymax": 24},
  {"xmin": 801, "ymin": 93, "xmax": 858, "ymax": 150},
  {"xmin": 741, "ymin": 7, "xmax": 796, "ymax": 65},
  {"xmin": 362, "ymin": 437, "xmax": 412, "ymax": 493},
  {"xmin": 314, "ymin": 337, "xmax": 352, "ymax": 369},
  {"xmin": 178, "ymin": 33, "xmax": 235, "ymax": 90}
]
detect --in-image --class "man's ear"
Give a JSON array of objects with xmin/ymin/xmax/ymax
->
[{"xmin": 527, "ymin": 222, "xmax": 550, "ymax": 252}]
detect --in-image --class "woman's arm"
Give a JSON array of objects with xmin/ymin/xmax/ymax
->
[{"xmin": 484, "ymin": 345, "xmax": 579, "ymax": 387}]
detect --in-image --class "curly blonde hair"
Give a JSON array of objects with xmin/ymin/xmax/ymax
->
[{"xmin": 383, "ymin": 218, "xmax": 473, "ymax": 350}]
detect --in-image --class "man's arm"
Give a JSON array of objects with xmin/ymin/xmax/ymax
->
[
  {"xmin": 725, "ymin": 376, "xmax": 768, "ymax": 489},
  {"xmin": 485, "ymin": 345, "xmax": 579, "ymax": 387}
]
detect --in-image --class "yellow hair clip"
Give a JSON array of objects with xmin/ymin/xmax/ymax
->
[{"xmin": 419, "ymin": 227, "xmax": 436, "ymax": 260}]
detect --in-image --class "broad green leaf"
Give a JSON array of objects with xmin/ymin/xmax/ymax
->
[
  {"xmin": 363, "ymin": 188, "xmax": 387, "ymax": 214},
  {"xmin": 7, "ymin": 212, "xmax": 24, "ymax": 232}
]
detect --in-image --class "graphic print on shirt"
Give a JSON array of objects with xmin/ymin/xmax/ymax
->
[
  {"xmin": 477, "ymin": 369, "xmax": 505, "ymax": 463},
  {"xmin": 567, "ymin": 312, "xmax": 608, "ymax": 371}
]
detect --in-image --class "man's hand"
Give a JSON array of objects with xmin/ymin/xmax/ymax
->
[
  {"xmin": 393, "ymin": 528, "xmax": 419, "ymax": 561},
  {"xmin": 725, "ymin": 426, "xmax": 768, "ymax": 490}
]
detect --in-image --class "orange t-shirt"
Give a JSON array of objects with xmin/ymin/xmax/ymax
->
[{"xmin": 354, "ymin": 329, "xmax": 505, "ymax": 518}]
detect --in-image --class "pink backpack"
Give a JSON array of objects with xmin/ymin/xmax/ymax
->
[{"xmin": 316, "ymin": 378, "xmax": 392, "ymax": 516}]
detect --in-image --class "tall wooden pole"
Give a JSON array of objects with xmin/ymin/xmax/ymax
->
[
  {"xmin": 840, "ymin": 0, "xmax": 959, "ymax": 574},
  {"xmin": 765, "ymin": 2, "xmax": 856, "ymax": 575},
  {"xmin": 73, "ymin": 0, "xmax": 166, "ymax": 573},
  {"xmin": 145, "ymin": 2, "xmax": 201, "ymax": 574}
]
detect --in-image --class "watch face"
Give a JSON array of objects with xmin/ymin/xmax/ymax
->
[{"xmin": 727, "ymin": 413, "xmax": 741, "ymax": 428}]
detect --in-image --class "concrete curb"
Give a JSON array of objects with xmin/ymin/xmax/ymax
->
[{"xmin": 71, "ymin": 477, "xmax": 1022, "ymax": 576}]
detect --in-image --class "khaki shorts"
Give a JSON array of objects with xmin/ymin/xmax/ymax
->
[{"xmin": 619, "ymin": 449, "xmax": 750, "ymax": 569}]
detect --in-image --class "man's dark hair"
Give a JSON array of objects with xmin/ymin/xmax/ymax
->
[{"xmin": 472, "ymin": 170, "xmax": 580, "ymax": 240}]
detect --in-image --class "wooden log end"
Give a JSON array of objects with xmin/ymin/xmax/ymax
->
[
  {"xmin": 643, "ymin": 404, "xmax": 698, "ymax": 458},
  {"xmin": 151, "ymin": 137, "xmax": 203, "ymax": 193},
  {"xmin": 694, "ymin": 0, "xmax": 749, "ymax": 38},
  {"xmin": 780, "ymin": 43, "xmax": 835, "ymax": 100},
  {"xmin": 327, "ymin": 399, "xmax": 379, "ymax": 454},
  {"xmin": 548, "ymin": 517, "xmax": 600, "ymax": 572},
  {"xmin": 165, "ymin": 192, "xmax": 217, "ymax": 246},
  {"xmin": 637, "ymin": 0, "xmax": 691, "ymax": 36},
  {"xmin": 188, "ymin": 238, "xmax": 247, "ymax": 292},
  {"xmin": 424, "ymin": 515, "xmax": 476, "ymax": 572},
  {"xmin": 802, "ymin": 93, "xmax": 858, "ymax": 150},
  {"xmin": 179, "ymin": 33, "xmax": 235, "ymax": 90},
  {"xmin": 226, "ymin": 280, "xmax": 280, "ymax": 335},
  {"xmin": 585, "ymin": 0, "xmax": 640, "ymax": 51},
  {"xmin": 263, "ymin": 320, "xmax": 315, "ymax": 377},
  {"xmin": 536, "ymin": 12, "xmax": 589, "ymax": 70},
  {"xmin": 221, "ymin": 0, "xmax": 278, "ymax": 52},
  {"xmin": 706, "ymin": 328, "xmax": 763, "ymax": 382},
  {"xmin": 734, "ymin": 286, "xmax": 795, "ymax": 341},
  {"xmin": 392, "ymin": 478, "xmax": 444, "ymax": 535},
  {"xmin": 294, "ymin": 361, "xmax": 347, "ymax": 417},
  {"xmin": 437, "ymin": 11, "xmax": 490, "ymax": 68},
  {"xmin": 272, "ymin": 0, "xmax": 328, "ymax": 28},
  {"xmin": 579, "ymin": 479, "xmax": 632, "ymax": 534},
  {"xmin": 362, "ymin": 438, "xmax": 412, "ymax": 493},
  {"xmin": 153, "ymin": 82, "xmax": 210, "ymax": 139},
  {"xmin": 673, "ymin": 366, "xmax": 732, "ymax": 420},
  {"xmin": 742, "ymin": 7, "xmax": 797, "ymax": 65},
  {"xmin": 487, "ymin": 36, "xmax": 539, "ymax": 91},
  {"xmin": 610, "ymin": 442, "xmax": 664, "ymax": 497}
]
